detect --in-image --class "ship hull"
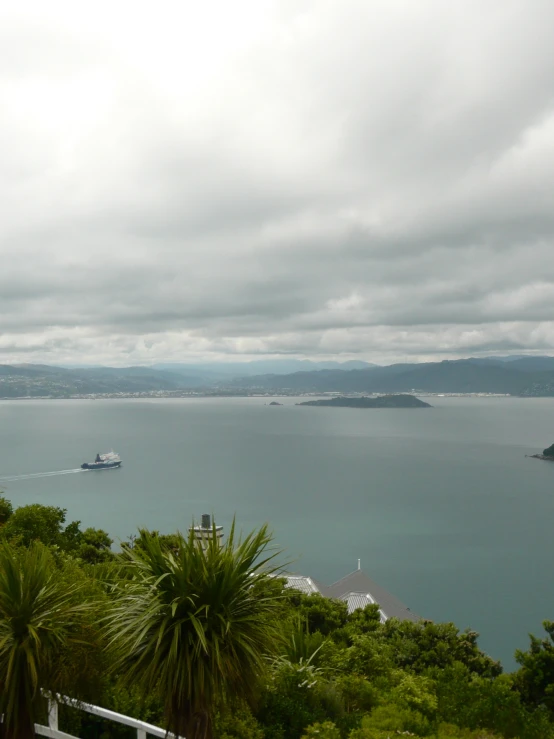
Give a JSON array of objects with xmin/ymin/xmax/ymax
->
[{"xmin": 81, "ymin": 461, "xmax": 121, "ymax": 470}]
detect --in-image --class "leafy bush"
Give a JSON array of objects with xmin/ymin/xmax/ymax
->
[
  {"xmin": 215, "ymin": 707, "xmax": 265, "ymax": 739},
  {"xmin": 0, "ymin": 491, "xmax": 553, "ymax": 739},
  {"xmin": 301, "ymin": 721, "xmax": 342, "ymax": 738},
  {"xmin": 348, "ymin": 704, "xmax": 431, "ymax": 737},
  {"xmin": 0, "ymin": 494, "xmax": 13, "ymax": 524},
  {"xmin": 286, "ymin": 591, "xmax": 349, "ymax": 636}
]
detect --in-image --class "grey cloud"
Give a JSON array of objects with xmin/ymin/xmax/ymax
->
[{"xmin": 1, "ymin": 1, "xmax": 554, "ymax": 365}]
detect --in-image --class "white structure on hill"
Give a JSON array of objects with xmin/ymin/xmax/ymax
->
[{"xmin": 189, "ymin": 513, "xmax": 224, "ymax": 550}]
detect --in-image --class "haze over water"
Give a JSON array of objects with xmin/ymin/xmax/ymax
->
[{"xmin": 1, "ymin": 396, "xmax": 554, "ymax": 669}]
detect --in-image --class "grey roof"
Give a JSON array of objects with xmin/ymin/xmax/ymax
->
[
  {"xmin": 325, "ymin": 569, "xmax": 421, "ymax": 622},
  {"xmin": 341, "ymin": 592, "xmax": 387, "ymax": 621},
  {"xmin": 309, "ymin": 577, "xmax": 329, "ymax": 594},
  {"xmin": 278, "ymin": 568, "xmax": 422, "ymax": 622},
  {"xmin": 281, "ymin": 574, "xmax": 320, "ymax": 595}
]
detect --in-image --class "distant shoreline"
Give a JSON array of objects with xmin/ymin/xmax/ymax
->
[{"xmin": 0, "ymin": 392, "xmax": 540, "ymax": 401}]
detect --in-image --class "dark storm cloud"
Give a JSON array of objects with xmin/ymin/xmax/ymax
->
[{"xmin": 1, "ymin": 0, "xmax": 554, "ymax": 365}]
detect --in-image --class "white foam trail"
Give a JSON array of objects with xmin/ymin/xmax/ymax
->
[{"xmin": 0, "ymin": 468, "xmax": 84, "ymax": 483}]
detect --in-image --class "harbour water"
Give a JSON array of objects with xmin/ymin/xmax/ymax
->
[{"xmin": 1, "ymin": 396, "xmax": 554, "ymax": 669}]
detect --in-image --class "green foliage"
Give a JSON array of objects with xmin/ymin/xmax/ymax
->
[
  {"xmin": 106, "ymin": 520, "xmax": 284, "ymax": 739},
  {"xmin": 434, "ymin": 728, "xmax": 501, "ymax": 739},
  {"xmin": 0, "ymin": 499, "xmax": 114, "ymax": 564},
  {"xmin": 282, "ymin": 615, "xmax": 328, "ymax": 666},
  {"xmin": 301, "ymin": 721, "xmax": 341, "ymax": 738},
  {"xmin": 327, "ymin": 632, "xmax": 395, "ymax": 680},
  {"xmin": 0, "ymin": 493, "xmax": 13, "ymax": 524},
  {"xmin": 214, "ymin": 706, "xmax": 265, "ymax": 739},
  {"xmin": 390, "ymin": 672, "xmax": 438, "ymax": 718},
  {"xmin": 0, "ymin": 542, "xmax": 105, "ymax": 739},
  {"xmin": 381, "ymin": 619, "xmax": 502, "ymax": 677},
  {"xmin": 343, "ymin": 603, "xmax": 383, "ymax": 639},
  {"xmin": 349, "ymin": 704, "xmax": 431, "ymax": 737},
  {"xmin": 58, "ymin": 682, "xmax": 164, "ymax": 739},
  {"xmin": 542, "ymin": 443, "xmax": 554, "ymax": 457},
  {"xmin": 124, "ymin": 528, "xmax": 182, "ymax": 553},
  {"xmin": 1, "ymin": 503, "xmax": 69, "ymax": 547},
  {"xmin": 258, "ymin": 660, "xmax": 342, "ymax": 739},
  {"xmin": 514, "ymin": 620, "xmax": 554, "ymax": 716},
  {"xmin": 350, "ymin": 724, "xmax": 503, "ymax": 739},
  {"xmin": 0, "ymin": 491, "xmax": 553, "ymax": 739},
  {"xmin": 433, "ymin": 663, "xmax": 553, "ymax": 739},
  {"xmin": 76, "ymin": 527, "xmax": 114, "ymax": 564},
  {"xmin": 335, "ymin": 673, "xmax": 380, "ymax": 714},
  {"xmin": 286, "ymin": 591, "xmax": 348, "ymax": 636}
]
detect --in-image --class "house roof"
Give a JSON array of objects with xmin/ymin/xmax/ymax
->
[
  {"xmin": 325, "ymin": 569, "xmax": 421, "ymax": 622},
  {"xmin": 278, "ymin": 568, "xmax": 422, "ymax": 622},
  {"xmin": 341, "ymin": 592, "xmax": 387, "ymax": 622},
  {"xmin": 281, "ymin": 574, "xmax": 320, "ymax": 595}
]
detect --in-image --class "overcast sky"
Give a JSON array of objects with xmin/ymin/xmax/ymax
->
[{"xmin": 1, "ymin": 0, "xmax": 554, "ymax": 366}]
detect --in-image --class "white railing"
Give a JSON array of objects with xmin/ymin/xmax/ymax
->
[{"xmin": 33, "ymin": 695, "xmax": 176, "ymax": 739}]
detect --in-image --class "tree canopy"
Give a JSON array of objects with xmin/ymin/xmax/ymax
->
[
  {"xmin": 107, "ymin": 522, "xmax": 284, "ymax": 739},
  {"xmin": 0, "ymin": 497, "xmax": 113, "ymax": 564},
  {"xmin": 0, "ymin": 542, "xmax": 106, "ymax": 739},
  {"xmin": 0, "ymin": 491, "xmax": 553, "ymax": 739}
]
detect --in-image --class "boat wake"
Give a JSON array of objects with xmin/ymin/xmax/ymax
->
[{"xmin": 0, "ymin": 468, "xmax": 85, "ymax": 483}]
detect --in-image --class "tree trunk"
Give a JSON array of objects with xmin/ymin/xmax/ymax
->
[
  {"xmin": 183, "ymin": 712, "xmax": 212, "ymax": 739},
  {"xmin": 0, "ymin": 713, "xmax": 36, "ymax": 739},
  {"xmin": 169, "ymin": 700, "xmax": 212, "ymax": 739}
]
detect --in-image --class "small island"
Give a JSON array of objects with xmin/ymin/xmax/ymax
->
[
  {"xmin": 296, "ymin": 394, "xmax": 432, "ymax": 409},
  {"xmin": 528, "ymin": 443, "xmax": 554, "ymax": 461},
  {"xmin": 268, "ymin": 401, "xmax": 283, "ymax": 406}
]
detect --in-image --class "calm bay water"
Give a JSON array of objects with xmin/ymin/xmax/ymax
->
[{"xmin": 1, "ymin": 396, "xmax": 554, "ymax": 669}]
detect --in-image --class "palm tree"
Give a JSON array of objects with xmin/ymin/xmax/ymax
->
[
  {"xmin": 107, "ymin": 521, "xmax": 285, "ymax": 739},
  {"xmin": 0, "ymin": 542, "xmax": 104, "ymax": 739}
]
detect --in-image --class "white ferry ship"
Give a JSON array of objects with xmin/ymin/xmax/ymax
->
[{"xmin": 81, "ymin": 451, "xmax": 121, "ymax": 470}]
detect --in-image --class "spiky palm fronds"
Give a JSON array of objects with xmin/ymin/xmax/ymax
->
[
  {"xmin": 0, "ymin": 542, "xmax": 102, "ymax": 739},
  {"xmin": 282, "ymin": 615, "xmax": 327, "ymax": 666},
  {"xmin": 107, "ymin": 520, "xmax": 284, "ymax": 739}
]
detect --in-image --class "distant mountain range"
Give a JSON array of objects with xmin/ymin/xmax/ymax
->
[
  {"xmin": 152, "ymin": 359, "xmax": 376, "ymax": 378},
  {"xmin": 0, "ymin": 359, "xmax": 375, "ymax": 397},
  {"xmin": 228, "ymin": 357, "xmax": 554, "ymax": 396},
  {"xmin": 2, "ymin": 356, "xmax": 554, "ymax": 397},
  {"xmin": 0, "ymin": 364, "xmax": 204, "ymax": 397}
]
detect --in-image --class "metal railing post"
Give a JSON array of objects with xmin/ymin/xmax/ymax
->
[
  {"xmin": 137, "ymin": 729, "xmax": 147, "ymax": 739},
  {"xmin": 48, "ymin": 698, "xmax": 59, "ymax": 730}
]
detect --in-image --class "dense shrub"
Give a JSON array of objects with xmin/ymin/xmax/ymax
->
[{"xmin": 0, "ymin": 492, "xmax": 553, "ymax": 739}]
